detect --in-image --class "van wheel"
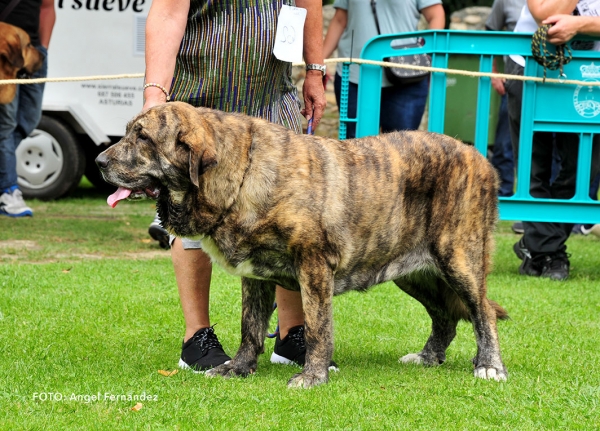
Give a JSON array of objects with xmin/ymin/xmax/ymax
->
[{"xmin": 17, "ymin": 115, "xmax": 86, "ymax": 200}]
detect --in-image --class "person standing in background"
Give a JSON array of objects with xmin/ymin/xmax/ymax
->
[
  {"xmin": 509, "ymin": 0, "xmax": 600, "ymax": 281},
  {"xmin": 485, "ymin": 0, "xmax": 525, "ymax": 198},
  {"xmin": 322, "ymin": 0, "xmax": 445, "ymax": 139},
  {"xmin": 143, "ymin": 0, "xmax": 335, "ymax": 372},
  {"xmin": 0, "ymin": 0, "xmax": 55, "ymax": 217}
]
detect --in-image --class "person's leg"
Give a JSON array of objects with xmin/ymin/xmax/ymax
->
[
  {"xmin": 271, "ymin": 285, "xmax": 338, "ymax": 370},
  {"xmin": 0, "ymin": 91, "xmax": 19, "ymax": 190},
  {"xmin": 574, "ymin": 138, "xmax": 600, "ymax": 233},
  {"xmin": 172, "ymin": 238, "xmax": 212, "ymax": 342},
  {"xmin": 0, "ymin": 47, "xmax": 47, "ymax": 217},
  {"xmin": 490, "ymin": 94, "xmax": 514, "ymax": 197},
  {"xmin": 173, "ymin": 237, "xmax": 231, "ymax": 371},
  {"xmin": 505, "ymin": 58, "xmax": 524, "ymax": 166},
  {"xmin": 505, "ymin": 60, "xmax": 531, "ymax": 246},
  {"xmin": 379, "ymin": 77, "xmax": 429, "ymax": 132},
  {"xmin": 522, "ymin": 131, "xmax": 565, "ymax": 256},
  {"xmin": 334, "ymin": 73, "xmax": 358, "ymax": 139},
  {"xmin": 520, "ymin": 132, "xmax": 576, "ymax": 280},
  {"xmin": 548, "ymin": 132, "xmax": 578, "ymax": 247},
  {"xmin": 550, "ymin": 135, "xmax": 562, "ymax": 185},
  {"xmin": 591, "ymin": 175, "xmax": 600, "ymax": 200},
  {"xmin": 13, "ymin": 46, "xmax": 47, "ymax": 143},
  {"xmin": 275, "ymin": 287, "xmax": 304, "ymax": 339},
  {"xmin": 591, "ymin": 136, "xmax": 600, "ymax": 198},
  {"xmin": 0, "ymin": 86, "xmax": 34, "ymax": 217}
]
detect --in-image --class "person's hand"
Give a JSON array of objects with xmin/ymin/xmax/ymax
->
[
  {"xmin": 491, "ymin": 77, "xmax": 506, "ymax": 96},
  {"xmin": 301, "ymin": 70, "xmax": 326, "ymax": 130},
  {"xmin": 543, "ymin": 14, "xmax": 581, "ymax": 45}
]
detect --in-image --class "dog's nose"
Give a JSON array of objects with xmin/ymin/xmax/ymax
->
[{"xmin": 95, "ymin": 153, "xmax": 109, "ymax": 169}]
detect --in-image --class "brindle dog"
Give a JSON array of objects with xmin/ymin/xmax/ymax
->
[{"xmin": 96, "ymin": 102, "xmax": 508, "ymax": 388}]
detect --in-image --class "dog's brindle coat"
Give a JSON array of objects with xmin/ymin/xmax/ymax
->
[
  {"xmin": 97, "ymin": 102, "xmax": 508, "ymax": 388},
  {"xmin": 0, "ymin": 22, "xmax": 43, "ymax": 104}
]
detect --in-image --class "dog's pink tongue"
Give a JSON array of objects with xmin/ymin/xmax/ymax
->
[{"xmin": 107, "ymin": 187, "xmax": 132, "ymax": 208}]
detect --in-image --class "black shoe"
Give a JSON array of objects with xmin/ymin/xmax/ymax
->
[
  {"xmin": 270, "ymin": 325, "xmax": 339, "ymax": 371},
  {"xmin": 572, "ymin": 224, "xmax": 595, "ymax": 235},
  {"xmin": 149, "ymin": 214, "xmax": 170, "ymax": 250},
  {"xmin": 179, "ymin": 326, "xmax": 231, "ymax": 373},
  {"xmin": 511, "ymin": 222, "xmax": 524, "ymax": 234},
  {"xmin": 540, "ymin": 253, "xmax": 570, "ymax": 281},
  {"xmin": 513, "ymin": 238, "xmax": 543, "ymax": 277}
]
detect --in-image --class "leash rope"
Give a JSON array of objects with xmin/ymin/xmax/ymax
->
[
  {"xmin": 531, "ymin": 24, "xmax": 572, "ymax": 82},
  {"xmin": 2, "ymin": 57, "xmax": 599, "ymax": 88}
]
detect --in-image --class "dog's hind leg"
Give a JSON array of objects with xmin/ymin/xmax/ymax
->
[
  {"xmin": 441, "ymin": 255, "xmax": 507, "ymax": 381},
  {"xmin": 206, "ymin": 277, "xmax": 275, "ymax": 379},
  {"xmin": 395, "ymin": 273, "xmax": 461, "ymax": 367}
]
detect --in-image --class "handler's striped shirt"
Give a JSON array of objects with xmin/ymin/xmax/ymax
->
[{"xmin": 170, "ymin": 0, "xmax": 302, "ymax": 133}]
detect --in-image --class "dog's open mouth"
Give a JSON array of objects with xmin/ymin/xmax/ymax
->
[{"xmin": 107, "ymin": 186, "xmax": 160, "ymax": 208}]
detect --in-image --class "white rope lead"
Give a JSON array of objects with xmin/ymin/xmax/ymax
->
[{"xmin": 1, "ymin": 58, "xmax": 599, "ymax": 87}]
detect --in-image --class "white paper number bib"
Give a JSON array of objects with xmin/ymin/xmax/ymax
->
[
  {"xmin": 273, "ymin": 5, "xmax": 307, "ymax": 63},
  {"xmin": 577, "ymin": 0, "xmax": 600, "ymax": 17}
]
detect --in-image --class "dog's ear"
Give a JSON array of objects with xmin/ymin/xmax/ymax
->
[
  {"xmin": 188, "ymin": 147, "xmax": 217, "ymax": 188},
  {"xmin": 0, "ymin": 35, "xmax": 25, "ymax": 70},
  {"xmin": 177, "ymin": 121, "xmax": 217, "ymax": 188}
]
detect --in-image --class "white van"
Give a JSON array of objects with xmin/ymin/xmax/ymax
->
[{"xmin": 17, "ymin": 0, "xmax": 150, "ymax": 199}]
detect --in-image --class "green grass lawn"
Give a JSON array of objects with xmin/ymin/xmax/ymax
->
[{"xmin": 1, "ymin": 182, "xmax": 599, "ymax": 430}]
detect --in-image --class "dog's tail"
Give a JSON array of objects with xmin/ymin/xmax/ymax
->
[{"xmin": 488, "ymin": 299, "xmax": 509, "ymax": 320}]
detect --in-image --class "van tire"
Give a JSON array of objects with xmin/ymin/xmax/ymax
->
[{"xmin": 17, "ymin": 116, "xmax": 86, "ymax": 200}]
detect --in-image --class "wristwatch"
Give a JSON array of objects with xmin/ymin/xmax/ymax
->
[{"xmin": 305, "ymin": 63, "xmax": 327, "ymax": 76}]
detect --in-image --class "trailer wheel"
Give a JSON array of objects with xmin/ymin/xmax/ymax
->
[{"xmin": 17, "ymin": 116, "xmax": 86, "ymax": 200}]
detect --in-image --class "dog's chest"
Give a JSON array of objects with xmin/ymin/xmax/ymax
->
[
  {"xmin": 200, "ymin": 237, "xmax": 263, "ymax": 279},
  {"xmin": 200, "ymin": 235, "xmax": 296, "ymax": 282}
]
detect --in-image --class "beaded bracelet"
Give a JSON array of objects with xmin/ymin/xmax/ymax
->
[{"xmin": 143, "ymin": 83, "xmax": 170, "ymax": 101}]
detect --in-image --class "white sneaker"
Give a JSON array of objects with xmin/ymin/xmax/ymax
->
[
  {"xmin": 589, "ymin": 224, "xmax": 600, "ymax": 238},
  {"xmin": 0, "ymin": 187, "xmax": 33, "ymax": 217}
]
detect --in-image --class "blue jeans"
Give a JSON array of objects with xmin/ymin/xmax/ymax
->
[
  {"xmin": 490, "ymin": 94, "xmax": 514, "ymax": 197},
  {"xmin": 0, "ymin": 46, "xmax": 47, "ymax": 190},
  {"xmin": 334, "ymin": 73, "xmax": 429, "ymax": 139}
]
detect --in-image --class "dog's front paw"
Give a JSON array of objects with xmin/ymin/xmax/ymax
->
[
  {"xmin": 287, "ymin": 371, "xmax": 328, "ymax": 389},
  {"xmin": 205, "ymin": 361, "xmax": 255, "ymax": 379},
  {"xmin": 473, "ymin": 366, "xmax": 507, "ymax": 382}
]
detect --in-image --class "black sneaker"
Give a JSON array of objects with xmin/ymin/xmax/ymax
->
[
  {"xmin": 179, "ymin": 326, "xmax": 231, "ymax": 373},
  {"xmin": 572, "ymin": 224, "xmax": 595, "ymax": 235},
  {"xmin": 540, "ymin": 253, "xmax": 570, "ymax": 281},
  {"xmin": 270, "ymin": 325, "xmax": 339, "ymax": 371},
  {"xmin": 149, "ymin": 213, "xmax": 170, "ymax": 250},
  {"xmin": 513, "ymin": 238, "xmax": 543, "ymax": 277},
  {"xmin": 511, "ymin": 222, "xmax": 524, "ymax": 234}
]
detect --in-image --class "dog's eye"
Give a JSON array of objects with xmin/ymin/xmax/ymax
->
[{"xmin": 137, "ymin": 134, "xmax": 150, "ymax": 144}]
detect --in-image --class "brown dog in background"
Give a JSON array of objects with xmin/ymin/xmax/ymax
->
[
  {"xmin": 0, "ymin": 22, "xmax": 43, "ymax": 104},
  {"xmin": 97, "ymin": 102, "xmax": 509, "ymax": 388}
]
